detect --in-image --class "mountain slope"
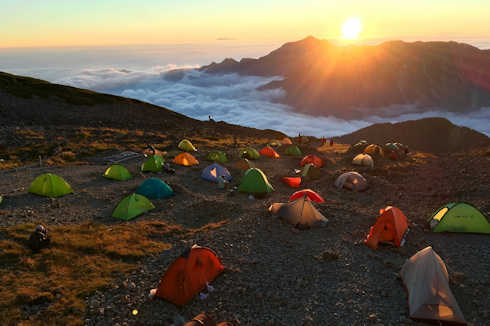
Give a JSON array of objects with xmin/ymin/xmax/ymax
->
[
  {"xmin": 332, "ymin": 117, "xmax": 490, "ymax": 152},
  {"xmin": 201, "ymin": 36, "xmax": 490, "ymax": 119}
]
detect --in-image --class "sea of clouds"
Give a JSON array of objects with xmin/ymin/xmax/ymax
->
[{"xmin": 54, "ymin": 66, "xmax": 490, "ymax": 137}]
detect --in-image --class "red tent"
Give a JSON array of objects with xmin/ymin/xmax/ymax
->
[
  {"xmin": 260, "ymin": 146, "xmax": 280, "ymax": 159},
  {"xmin": 365, "ymin": 206, "xmax": 409, "ymax": 250},
  {"xmin": 300, "ymin": 155, "xmax": 323, "ymax": 168},
  {"xmin": 289, "ymin": 189, "xmax": 325, "ymax": 203},
  {"xmin": 282, "ymin": 177, "xmax": 301, "ymax": 188}
]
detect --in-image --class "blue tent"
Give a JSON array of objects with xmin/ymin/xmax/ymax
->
[
  {"xmin": 135, "ymin": 178, "xmax": 174, "ymax": 199},
  {"xmin": 201, "ymin": 163, "xmax": 232, "ymax": 183}
]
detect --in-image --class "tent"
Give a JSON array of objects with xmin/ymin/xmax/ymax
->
[
  {"xmin": 28, "ymin": 173, "xmax": 72, "ymax": 198},
  {"xmin": 201, "ymin": 163, "xmax": 232, "ymax": 183},
  {"xmin": 335, "ymin": 172, "xmax": 368, "ymax": 192},
  {"xmin": 155, "ymin": 245, "xmax": 224, "ymax": 306},
  {"xmin": 365, "ymin": 206, "xmax": 409, "ymax": 250},
  {"xmin": 427, "ymin": 202, "xmax": 490, "ymax": 234},
  {"xmin": 352, "ymin": 153, "xmax": 374, "ymax": 168},
  {"xmin": 234, "ymin": 158, "xmax": 255, "ymax": 171},
  {"xmin": 289, "ymin": 189, "xmax": 324, "ymax": 203},
  {"xmin": 141, "ymin": 155, "xmax": 165, "ymax": 172},
  {"xmin": 112, "ymin": 193, "xmax": 155, "ymax": 220},
  {"xmin": 184, "ymin": 313, "xmax": 232, "ymax": 326},
  {"xmin": 238, "ymin": 168, "xmax": 274, "ymax": 195},
  {"xmin": 239, "ymin": 147, "xmax": 260, "ymax": 160},
  {"xmin": 281, "ymin": 137, "xmax": 293, "ymax": 145},
  {"xmin": 400, "ymin": 247, "xmax": 466, "ymax": 325},
  {"xmin": 178, "ymin": 139, "xmax": 197, "ymax": 152},
  {"xmin": 269, "ymin": 196, "xmax": 328, "ymax": 228},
  {"xmin": 259, "ymin": 146, "xmax": 280, "ymax": 159},
  {"xmin": 284, "ymin": 145, "xmax": 302, "ymax": 157},
  {"xmin": 364, "ymin": 144, "xmax": 384, "ymax": 158},
  {"xmin": 174, "ymin": 153, "xmax": 199, "ymax": 166},
  {"xmin": 300, "ymin": 155, "xmax": 323, "ymax": 168},
  {"xmin": 385, "ymin": 142, "xmax": 399, "ymax": 151},
  {"xmin": 104, "ymin": 164, "xmax": 132, "ymax": 181},
  {"xmin": 268, "ymin": 140, "xmax": 282, "ymax": 147},
  {"xmin": 301, "ymin": 163, "xmax": 321, "ymax": 180},
  {"xmin": 0, "ymin": 196, "xmax": 3, "ymax": 205},
  {"xmin": 282, "ymin": 177, "xmax": 301, "ymax": 188},
  {"xmin": 207, "ymin": 150, "xmax": 228, "ymax": 164},
  {"xmin": 136, "ymin": 178, "xmax": 174, "ymax": 199}
]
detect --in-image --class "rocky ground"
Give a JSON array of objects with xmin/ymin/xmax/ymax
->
[{"xmin": 1, "ymin": 141, "xmax": 489, "ymax": 326}]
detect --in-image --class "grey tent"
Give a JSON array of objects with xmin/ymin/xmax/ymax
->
[
  {"xmin": 400, "ymin": 247, "xmax": 466, "ymax": 325},
  {"xmin": 335, "ymin": 172, "xmax": 368, "ymax": 192},
  {"xmin": 269, "ymin": 196, "xmax": 328, "ymax": 229}
]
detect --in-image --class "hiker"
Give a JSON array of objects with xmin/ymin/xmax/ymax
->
[
  {"xmin": 330, "ymin": 139, "xmax": 334, "ymax": 146},
  {"xmin": 321, "ymin": 137, "xmax": 327, "ymax": 146},
  {"xmin": 28, "ymin": 224, "xmax": 50, "ymax": 252}
]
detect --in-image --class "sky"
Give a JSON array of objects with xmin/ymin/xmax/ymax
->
[{"xmin": 2, "ymin": 0, "xmax": 489, "ymax": 48}]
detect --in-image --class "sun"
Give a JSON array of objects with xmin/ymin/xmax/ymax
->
[{"xmin": 341, "ymin": 17, "xmax": 362, "ymax": 40}]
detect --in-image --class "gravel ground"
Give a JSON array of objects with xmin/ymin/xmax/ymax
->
[{"xmin": 1, "ymin": 145, "xmax": 489, "ymax": 326}]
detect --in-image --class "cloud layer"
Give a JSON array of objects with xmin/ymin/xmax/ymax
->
[{"xmin": 56, "ymin": 66, "xmax": 490, "ymax": 137}]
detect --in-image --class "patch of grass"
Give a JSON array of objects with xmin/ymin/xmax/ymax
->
[{"xmin": 0, "ymin": 221, "xmax": 179, "ymax": 326}]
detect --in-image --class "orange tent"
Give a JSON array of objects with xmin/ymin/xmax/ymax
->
[
  {"xmin": 289, "ymin": 189, "xmax": 325, "ymax": 203},
  {"xmin": 300, "ymin": 155, "xmax": 323, "ymax": 168},
  {"xmin": 281, "ymin": 137, "xmax": 293, "ymax": 145},
  {"xmin": 366, "ymin": 206, "xmax": 409, "ymax": 250},
  {"xmin": 184, "ymin": 313, "xmax": 232, "ymax": 326},
  {"xmin": 282, "ymin": 177, "xmax": 301, "ymax": 188},
  {"xmin": 174, "ymin": 153, "xmax": 199, "ymax": 166},
  {"xmin": 260, "ymin": 146, "xmax": 280, "ymax": 159},
  {"xmin": 156, "ymin": 245, "xmax": 224, "ymax": 306}
]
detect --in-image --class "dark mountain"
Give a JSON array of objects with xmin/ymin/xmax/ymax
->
[
  {"xmin": 332, "ymin": 117, "xmax": 490, "ymax": 153},
  {"xmin": 201, "ymin": 36, "xmax": 490, "ymax": 119}
]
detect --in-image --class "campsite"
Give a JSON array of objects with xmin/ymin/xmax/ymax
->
[{"xmin": 1, "ymin": 121, "xmax": 489, "ymax": 325}]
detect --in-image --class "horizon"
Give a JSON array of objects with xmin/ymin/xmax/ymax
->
[{"xmin": 2, "ymin": 0, "xmax": 489, "ymax": 48}]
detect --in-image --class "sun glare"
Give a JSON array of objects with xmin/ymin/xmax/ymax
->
[{"xmin": 341, "ymin": 17, "xmax": 362, "ymax": 40}]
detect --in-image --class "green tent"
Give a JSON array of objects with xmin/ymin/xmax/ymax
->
[
  {"xmin": 104, "ymin": 164, "xmax": 132, "ymax": 181},
  {"xmin": 284, "ymin": 145, "xmax": 302, "ymax": 157},
  {"xmin": 141, "ymin": 155, "xmax": 165, "ymax": 172},
  {"xmin": 269, "ymin": 140, "xmax": 282, "ymax": 147},
  {"xmin": 178, "ymin": 139, "xmax": 197, "ymax": 152},
  {"xmin": 28, "ymin": 173, "xmax": 72, "ymax": 198},
  {"xmin": 238, "ymin": 168, "xmax": 274, "ymax": 195},
  {"xmin": 428, "ymin": 202, "xmax": 490, "ymax": 234},
  {"xmin": 207, "ymin": 150, "xmax": 228, "ymax": 163},
  {"xmin": 240, "ymin": 147, "xmax": 260, "ymax": 160},
  {"xmin": 301, "ymin": 163, "xmax": 322, "ymax": 180},
  {"xmin": 113, "ymin": 193, "xmax": 155, "ymax": 220}
]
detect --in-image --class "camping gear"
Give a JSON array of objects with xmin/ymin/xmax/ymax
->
[
  {"xmin": 365, "ymin": 206, "xmax": 409, "ymax": 250},
  {"xmin": 201, "ymin": 163, "xmax": 232, "ymax": 183},
  {"xmin": 269, "ymin": 196, "xmax": 328, "ymax": 229},
  {"xmin": 234, "ymin": 158, "xmax": 255, "ymax": 171},
  {"xmin": 178, "ymin": 139, "xmax": 197, "ymax": 152},
  {"xmin": 163, "ymin": 163, "xmax": 176, "ymax": 174},
  {"xmin": 301, "ymin": 163, "xmax": 321, "ymax": 180},
  {"xmin": 335, "ymin": 172, "xmax": 368, "ymax": 192},
  {"xmin": 104, "ymin": 164, "xmax": 132, "ymax": 181},
  {"xmin": 112, "ymin": 193, "xmax": 155, "ymax": 220},
  {"xmin": 281, "ymin": 137, "xmax": 293, "ymax": 145},
  {"xmin": 284, "ymin": 145, "xmax": 302, "ymax": 157},
  {"xmin": 282, "ymin": 177, "xmax": 301, "ymax": 188},
  {"xmin": 289, "ymin": 189, "xmax": 325, "ymax": 203},
  {"xmin": 400, "ymin": 247, "xmax": 466, "ymax": 325},
  {"xmin": 29, "ymin": 173, "xmax": 72, "ymax": 197},
  {"xmin": 363, "ymin": 144, "xmax": 384, "ymax": 158},
  {"xmin": 260, "ymin": 146, "xmax": 280, "ymax": 159},
  {"xmin": 156, "ymin": 245, "xmax": 224, "ymax": 306},
  {"xmin": 141, "ymin": 155, "xmax": 165, "ymax": 172},
  {"xmin": 269, "ymin": 140, "xmax": 282, "ymax": 147},
  {"xmin": 184, "ymin": 313, "xmax": 216, "ymax": 326},
  {"xmin": 352, "ymin": 153, "xmax": 374, "ymax": 168},
  {"xmin": 136, "ymin": 178, "xmax": 174, "ymax": 199},
  {"xmin": 207, "ymin": 150, "xmax": 228, "ymax": 164},
  {"xmin": 300, "ymin": 155, "xmax": 323, "ymax": 168},
  {"xmin": 174, "ymin": 153, "xmax": 199, "ymax": 166},
  {"xmin": 238, "ymin": 168, "xmax": 274, "ymax": 195},
  {"xmin": 28, "ymin": 224, "xmax": 50, "ymax": 252},
  {"xmin": 239, "ymin": 147, "xmax": 260, "ymax": 160},
  {"xmin": 427, "ymin": 202, "xmax": 490, "ymax": 234}
]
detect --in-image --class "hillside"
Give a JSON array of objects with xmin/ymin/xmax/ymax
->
[
  {"xmin": 332, "ymin": 117, "xmax": 490, "ymax": 152},
  {"xmin": 201, "ymin": 36, "xmax": 490, "ymax": 119}
]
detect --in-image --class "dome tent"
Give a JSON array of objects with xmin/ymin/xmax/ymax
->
[
  {"xmin": 207, "ymin": 150, "xmax": 228, "ymax": 164},
  {"xmin": 201, "ymin": 163, "xmax": 232, "ymax": 183},
  {"xmin": 238, "ymin": 168, "xmax": 274, "ymax": 195},
  {"xmin": 141, "ymin": 155, "xmax": 165, "ymax": 172},
  {"xmin": 239, "ymin": 147, "xmax": 260, "ymax": 160},
  {"xmin": 174, "ymin": 153, "xmax": 199, "ymax": 166},
  {"xmin": 365, "ymin": 206, "xmax": 409, "ymax": 250},
  {"xmin": 136, "ymin": 178, "xmax": 174, "ymax": 199},
  {"xmin": 104, "ymin": 164, "xmax": 132, "ymax": 181},
  {"xmin": 300, "ymin": 155, "xmax": 323, "ymax": 168},
  {"xmin": 178, "ymin": 139, "xmax": 197, "ymax": 152},
  {"xmin": 259, "ymin": 146, "xmax": 280, "ymax": 159},
  {"xmin": 269, "ymin": 196, "xmax": 328, "ymax": 229},
  {"xmin": 427, "ymin": 202, "xmax": 490, "ymax": 234},
  {"xmin": 335, "ymin": 172, "xmax": 368, "ymax": 192},
  {"xmin": 28, "ymin": 173, "xmax": 72, "ymax": 198},
  {"xmin": 352, "ymin": 153, "xmax": 374, "ymax": 168},
  {"xmin": 284, "ymin": 145, "xmax": 302, "ymax": 157},
  {"xmin": 112, "ymin": 193, "xmax": 155, "ymax": 220}
]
